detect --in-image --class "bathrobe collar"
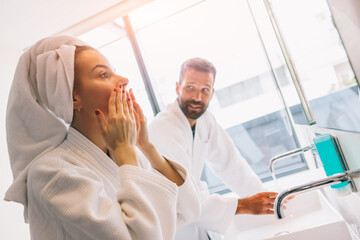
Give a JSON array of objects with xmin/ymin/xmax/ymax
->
[{"xmin": 65, "ymin": 127, "xmax": 122, "ymax": 188}]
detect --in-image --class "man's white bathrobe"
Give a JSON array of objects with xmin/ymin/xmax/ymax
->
[
  {"xmin": 24, "ymin": 127, "xmax": 200, "ymax": 240},
  {"xmin": 148, "ymin": 100, "xmax": 265, "ymax": 240}
]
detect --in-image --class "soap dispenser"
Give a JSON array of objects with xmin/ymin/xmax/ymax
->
[{"xmin": 313, "ymin": 134, "xmax": 355, "ymax": 191}]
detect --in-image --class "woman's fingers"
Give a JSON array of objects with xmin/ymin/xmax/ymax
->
[
  {"xmin": 130, "ymin": 100, "xmax": 141, "ymax": 131},
  {"xmin": 129, "ymin": 88, "xmax": 136, "ymax": 101},
  {"xmin": 110, "ymin": 86, "xmax": 135, "ymax": 123},
  {"xmin": 129, "ymin": 89, "xmax": 141, "ymax": 114},
  {"xmin": 116, "ymin": 86, "xmax": 124, "ymax": 115},
  {"xmin": 122, "ymin": 89, "xmax": 130, "ymax": 118},
  {"xmin": 130, "ymin": 89, "xmax": 145, "ymax": 122},
  {"xmin": 132, "ymin": 99, "xmax": 140, "ymax": 120},
  {"xmin": 133, "ymin": 100, "xmax": 142, "ymax": 115},
  {"xmin": 99, "ymin": 86, "xmax": 138, "ymax": 159},
  {"xmin": 109, "ymin": 88, "xmax": 117, "ymax": 116},
  {"xmin": 129, "ymin": 89, "xmax": 139, "ymax": 117},
  {"xmin": 134, "ymin": 106, "xmax": 140, "ymax": 126},
  {"xmin": 126, "ymin": 92, "xmax": 135, "ymax": 121}
]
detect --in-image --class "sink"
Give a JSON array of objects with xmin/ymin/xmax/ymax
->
[{"xmin": 223, "ymin": 190, "xmax": 353, "ymax": 240}]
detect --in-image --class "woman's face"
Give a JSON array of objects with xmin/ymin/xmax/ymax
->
[{"xmin": 73, "ymin": 49, "xmax": 129, "ymax": 116}]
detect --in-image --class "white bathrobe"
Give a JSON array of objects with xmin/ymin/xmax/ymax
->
[
  {"xmin": 148, "ymin": 100, "xmax": 265, "ymax": 239},
  {"xmin": 26, "ymin": 127, "xmax": 200, "ymax": 240}
]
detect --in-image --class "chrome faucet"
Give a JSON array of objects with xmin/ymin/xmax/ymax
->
[
  {"xmin": 274, "ymin": 169, "xmax": 360, "ymax": 219},
  {"xmin": 269, "ymin": 145, "xmax": 315, "ymax": 180}
]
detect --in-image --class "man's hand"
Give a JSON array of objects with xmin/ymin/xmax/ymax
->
[{"xmin": 236, "ymin": 192, "xmax": 278, "ymax": 215}]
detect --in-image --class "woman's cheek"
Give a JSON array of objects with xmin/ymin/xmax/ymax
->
[{"xmin": 99, "ymin": 89, "xmax": 113, "ymax": 112}]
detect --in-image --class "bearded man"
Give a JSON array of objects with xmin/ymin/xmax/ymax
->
[{"xmin": 148, "ymin": 58, "xmax": 277, "ymax": 240}]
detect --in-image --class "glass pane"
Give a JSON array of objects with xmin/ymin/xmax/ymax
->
[
  {"xmin": 78, "ymin": 25, "xmax": 155, "ymax": 121},
  {"xmin": 130, "ymin": 0, "xmax": 308, "ymax": 191},
  {"xmin": 269, "ymin": 0, "xmax": 360, "ymax": 132}
]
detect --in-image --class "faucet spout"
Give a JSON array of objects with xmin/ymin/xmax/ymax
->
[
  {"xmin": 274, "ymin": 169, "xmax": 360, "ymax": 219},
  {"xmin": 269, "ymin": 145, "xmax": 314, "ymax": 179}
]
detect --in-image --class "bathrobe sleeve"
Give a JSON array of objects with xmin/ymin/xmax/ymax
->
[
  {"xmin": 164, "ymin": 159, "xmax": 203, "ymax": 229},
  {"xmin": 28, "ymin": 156, "xmax": 191, "ymax": 240},
  {"xmin": 149, "ymin": 118, "xmax": 238, "ymax": 234},
  {"xmin": 206, "ymin": 114, "xmax": 265, "ymax": 197},
  {"xmin": 136, "ymin": 149, "xmax": 201, "ymax": 229}
]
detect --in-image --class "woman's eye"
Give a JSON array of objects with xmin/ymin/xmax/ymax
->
[{"xmin": 100, "ymin": 72, "xmax": 109, "ymax": 78}]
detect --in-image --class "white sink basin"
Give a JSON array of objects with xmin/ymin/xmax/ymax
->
[{"xmin": 223, "ymin": 190, "xmax": 352, "ymax": 240}]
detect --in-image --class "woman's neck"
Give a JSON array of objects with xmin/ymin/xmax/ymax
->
[{"xmin": 71, "ymin": 114, "xmax": 107, "ymax": 153}]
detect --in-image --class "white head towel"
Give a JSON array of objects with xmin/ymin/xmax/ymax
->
[{"xmin": 4, "ymin": 35, "xmax": 87, "ymax": 221}]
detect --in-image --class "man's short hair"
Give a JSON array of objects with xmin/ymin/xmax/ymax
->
[{"xmin": 179, "ymin": 57, "xmax": 216, "ymax": 84}]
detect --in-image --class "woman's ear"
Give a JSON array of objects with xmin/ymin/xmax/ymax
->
[{"xmin": 72, "ymin": 93, "xmax": 82, "ymax": 111}]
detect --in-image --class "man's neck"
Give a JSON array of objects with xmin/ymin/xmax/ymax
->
[{"xmin": 187, "ymin": 118, "xmax": 196, "ymax": 128}]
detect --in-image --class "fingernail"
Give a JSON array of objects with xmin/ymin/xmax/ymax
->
[
  {"xmin": 122, "ymin": 90, "xmax": 125, "ymax": 93},
  {"xmin": 127, "ymin": 97, "xmax": 131, "ymax": 101},
  {"xmin": 95, "ymin": 110, "xmax": 100, "ymax": 115},
  {"xmin": 119, "ymin": 84, "xmax": 122, "ymax": 88},
  {"xmin": 114, "ymin": 88, "xmax": 117, "ymax": 92}
]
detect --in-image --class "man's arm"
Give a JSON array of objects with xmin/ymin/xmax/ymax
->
[
  {"xmin": 148, "ymin": 118, "xmax": 239, "ymax": 234},
  {"xmin": 205, "ymin": 115, "xmax": 265, "ymax": 196},
  {"xmin": 204, "ymin": 115, "xmax": 279, "ymax": 215}
]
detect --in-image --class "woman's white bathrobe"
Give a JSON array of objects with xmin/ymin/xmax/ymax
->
[
  {"xmin": 148, "ymin": 100, "xmax": 265, "ymax": 240},
  {"xmin": 4, "ymin": 35, "xmax": 200, "ymax": 240},
  {"xmin": 25, "ymin": 127, "xmax": 200, "ymax": 240}
]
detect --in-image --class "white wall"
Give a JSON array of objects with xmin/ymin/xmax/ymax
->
[{"xmin": 0, "ymin": 43, "xmax": 29, "ymax": 239}]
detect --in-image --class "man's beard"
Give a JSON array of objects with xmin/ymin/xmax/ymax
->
[{"xmin": 178, "ymin": 99, "xmax": 208, "ymax": 120}]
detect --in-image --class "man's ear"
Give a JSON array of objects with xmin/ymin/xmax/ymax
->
[
  {"xmin": 210, "ymin": 87, "xmax": 215, "ymax": 100},
  {"xmin": 176, "ymin": 82, "xmax": 180, "ymax": 96}
]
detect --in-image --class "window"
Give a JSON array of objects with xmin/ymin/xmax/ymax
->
[
  {"xmin": 268, "ymin": 0, "xmax": 360, "ymax": 132},
  {"xmin": 128, "ymin": 0, "xmax": 307, "ymax": 192},
  {"xmin": 77, "ymin": 0, "xmax": 358, "ymax": 194}
]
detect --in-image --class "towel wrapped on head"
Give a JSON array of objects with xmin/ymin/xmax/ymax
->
[{"xmin": 5, "ymin": 35, "xmax": 87, "ymax": 221}]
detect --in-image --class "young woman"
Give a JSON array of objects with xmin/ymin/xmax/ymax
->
[{"xmin": 5, "ymin": 35, "xmax": 200, "ymax": 240}]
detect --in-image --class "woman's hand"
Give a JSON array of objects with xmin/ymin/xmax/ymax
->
[
  {"xmin": 129, "ymin": 89, "xmax": 184, "ymax": 186},
  {"xmin": 95, "ymin": 86, "xmax": 138, "ymax": 166},
  {"xmin": 129, "ymin": 88, "xmax": 150, "ymax": 150}
]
